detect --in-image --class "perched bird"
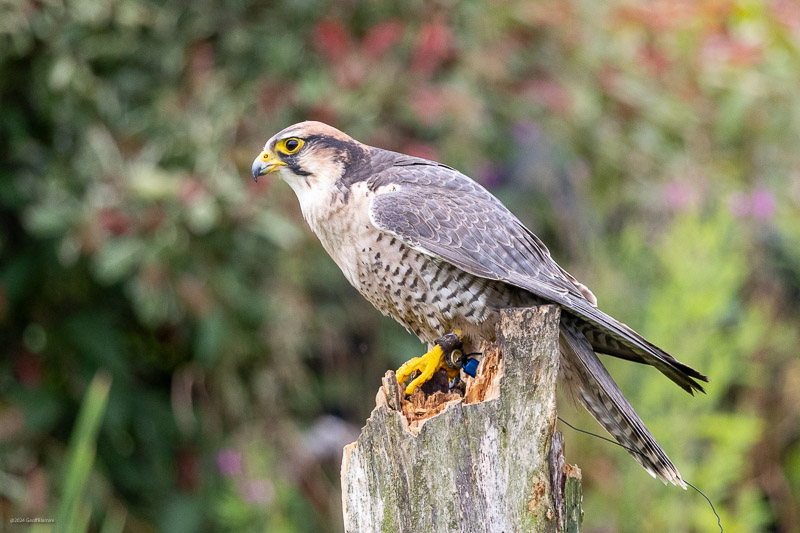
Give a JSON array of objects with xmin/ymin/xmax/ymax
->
[{"xmin": 252, "ymin": 121, "xmax": 707, "ymax": 487}]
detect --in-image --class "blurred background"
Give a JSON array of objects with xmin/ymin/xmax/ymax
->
[{"xmin": 1, "ymin": 0, "xmax": 799, "ymax": 531}]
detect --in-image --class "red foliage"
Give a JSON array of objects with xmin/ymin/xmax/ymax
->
[
  {"xmin": 314, "ymin": 20, "xmax": 352, "ymax": 63},
  {"xmin": 516, "ymin": 0, "xmax": 574, "ymax": 27},
  {"xmin": 702, "ymin": 33, "xmax": 763, "ymax": 67},
  {"xmin": 177, "ymin": 446, "xmax": 200, "ymax": 491},
  {"xmin": 409, "ymin": 86, "xmax": 448, "ymax": 126},
  {"xmin": 638, "ymin": 44, "xmax": 672, "ymax": 77},
  {"xmin": 521, "ymin": 79, "xmax": 572, "ymax": 114},
  {"xmin": 179, "ymin": 178, "xmax": 205, "ymax": 206},
  {"xmin": 363, "ymin": 20, "xmax": 405, "ymax": 60},
  {"xmin": 143, "ymin": 205, "xmax": 165, "ymax": 233},
  {"xmin": 411, "ymin": 22, "xmax": 454, "ymax": 76},
  {"xmin": 401, "ymin": 140, "xmax": 438, "ymax": 162},
  {"xmin": 98, "ymin": 208, "xmax": 130, "ymax": 236},
  {"xmin": 615, "ymin": 0, "xmax": 734, "ymax": 31},
  {"xmin": 772, "ymin": 0, "xmax": 800, "ymax": 32},
  {"xmin": 14, "ymin": 349, "xmax": 42, "ymax": 388},
  {"xmin": 306, "ymin": 104, "xmax": 338, "ymax": 126},
  {"xmin": 258, "ymin": 80, "xmax": 295, "ymax": 115},
  {"xmin": 189, "ymin": 41, "xmax": 215, "ymax": 87}
]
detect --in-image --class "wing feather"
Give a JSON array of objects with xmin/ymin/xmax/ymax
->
[{"xmin": 366, "ymin": 155, "xmax": 708, "ymax": 394}]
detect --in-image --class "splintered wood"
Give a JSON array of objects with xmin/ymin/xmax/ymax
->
[
  {"xmin": 401, "ymin": 389, "xmax": 460, "ymax": 428},
  {"xmin": 380, "ymin": 340, "xmax": 504, "ymax": 433},
  {"xmin": 464, "ymin": 344, "xmax": 502, "ymax": 404},
  {"xmin": 342, "ymin": 306, "xmax": 583, "ymax": 533}
]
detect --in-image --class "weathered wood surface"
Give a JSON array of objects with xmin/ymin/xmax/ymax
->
[{"xmin": 341, "ymin": 306, "xmax": 583, "ymax": 533}]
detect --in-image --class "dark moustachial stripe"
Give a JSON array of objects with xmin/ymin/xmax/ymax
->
[
  {"xmin": 277, "ymin": 149, "xmax": 311, "ymax": 176},
  {"xmin": 287, "ymin": 161, "xmax": 311, "ymax": 176}
]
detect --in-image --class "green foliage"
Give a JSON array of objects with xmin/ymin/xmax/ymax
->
[
  {"xmin": 55, "ymin": 373, "xmax": 112, "ymax": 533},
  {"xmin": 1, "ymin": 0, "xmax": 799, "ymax": 531}
]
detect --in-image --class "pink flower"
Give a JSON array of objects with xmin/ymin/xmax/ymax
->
[
  {"xmin": 751, "ymin": 188, "xmax": 776, "ymax": 220},
  {"xmin": 215, "ymin": 449, "xmax": 242, "ymax": 477},
  {"xmin": 664, "ymin": 179, "xmax": 698, "ymax": 211},
  {"xmin": 726, "ymin": 188, "xmax": 776, "ymax": 220}
]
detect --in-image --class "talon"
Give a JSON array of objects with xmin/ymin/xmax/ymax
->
[
  {"xmin": 395, "ymin": 331, "xmax": 464, "ymax": 395},
  {"xmin": 396, "ymin": 344, "xmax": 445, "ymax": 395}
]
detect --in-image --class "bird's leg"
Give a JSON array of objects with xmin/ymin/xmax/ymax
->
[{"xmin": 396, "ymin": 330, "xmax": 464, "ymax": 395}]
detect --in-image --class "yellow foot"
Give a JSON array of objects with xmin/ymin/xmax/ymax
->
[{"xmin": 396, "ymin": 331, "xmax": 463, "ymax": 395}]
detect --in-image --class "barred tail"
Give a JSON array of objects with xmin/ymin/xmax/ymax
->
[{"xmin": 559, "ymin": 317, "xmax": 686, "ymax": 488}]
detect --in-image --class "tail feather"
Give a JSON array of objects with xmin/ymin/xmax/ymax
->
[
  {"xmin": 560, "ymin": 318, "xmax": 686, "ymax": 488},
  {"xmin": 566, "ymin": 300, "xmax": 708, "ymax": 395}
]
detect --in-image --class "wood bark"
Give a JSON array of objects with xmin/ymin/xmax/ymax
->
[{"xmin": 341, "ymin": 306, "xmax": 583, "ymax": 533}]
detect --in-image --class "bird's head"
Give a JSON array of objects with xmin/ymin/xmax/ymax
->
[{"xmin": 251, "ymin": 121, "xmax": 368, "ymax": 197}]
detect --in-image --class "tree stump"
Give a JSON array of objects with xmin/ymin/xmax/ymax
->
[{"xmin": 341, "ymin": 306, "xmax": 583, "ymax": 532}]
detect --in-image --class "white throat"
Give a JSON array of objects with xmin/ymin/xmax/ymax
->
[{"xmin": 281, "ymin": 170, "xmax": 340, "ymax": 230}]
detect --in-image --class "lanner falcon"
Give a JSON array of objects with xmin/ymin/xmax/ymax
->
[{"xmin": 251, "ymin": 121, "xmax": 708, "ymax": 487}]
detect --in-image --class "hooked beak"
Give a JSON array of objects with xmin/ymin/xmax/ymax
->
[{"xmin": 251, "ymin": 150, "xmax": 287, "ymax": 182}]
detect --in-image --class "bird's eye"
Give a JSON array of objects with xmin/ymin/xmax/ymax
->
[{"xmin": 281, "ymin": 138, "xmax": 304, "ymax": 154}]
